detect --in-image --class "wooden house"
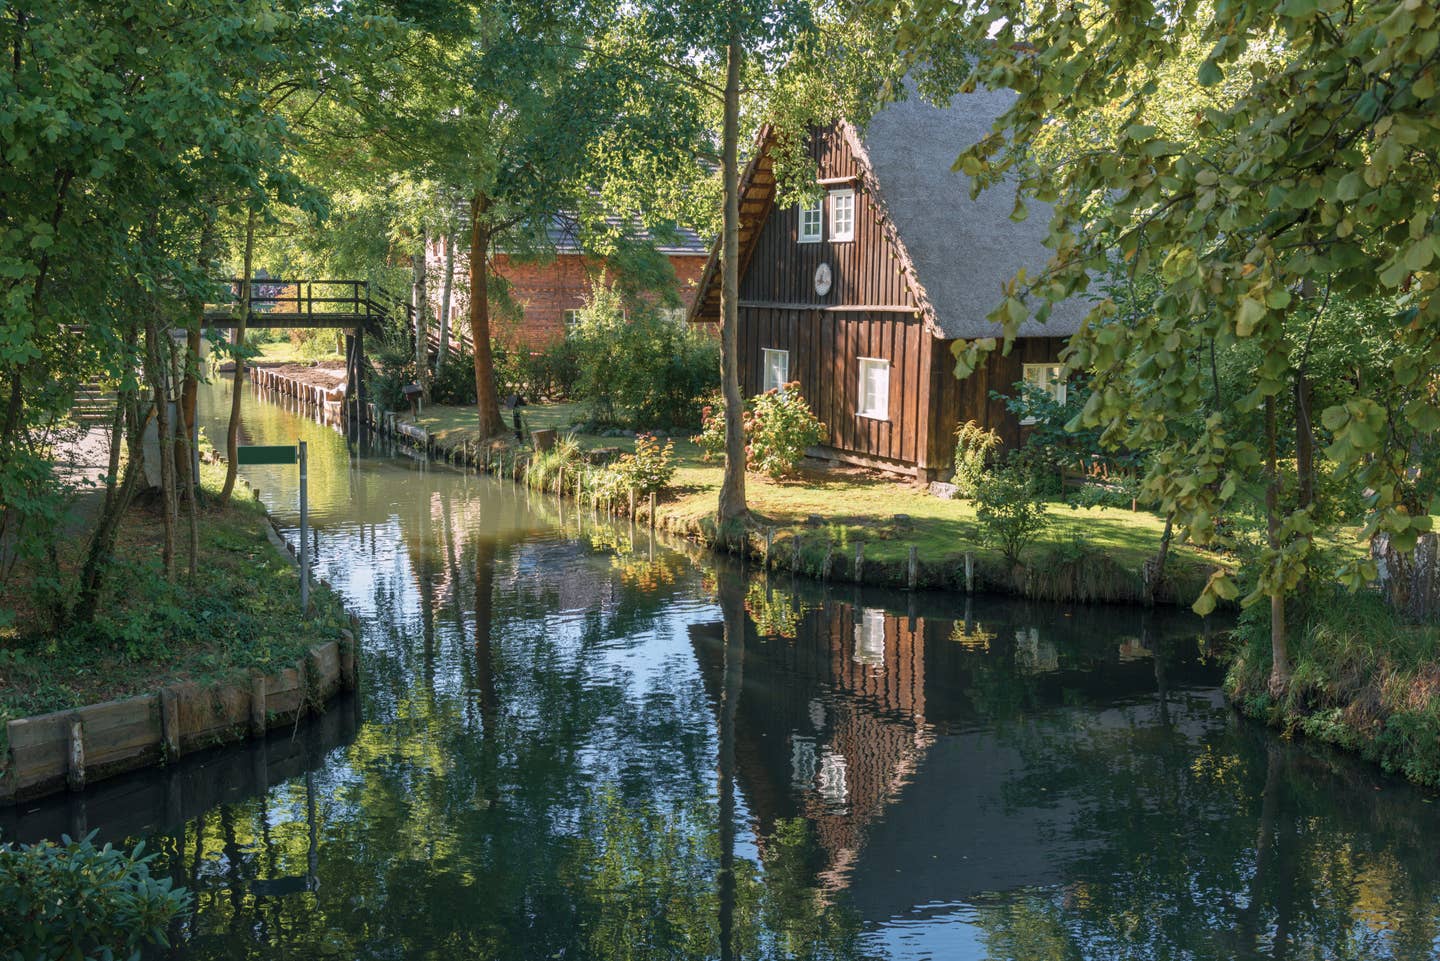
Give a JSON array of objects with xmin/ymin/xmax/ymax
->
[{"xmin": 689, "ymin": 88, "xmax": 1087, "ymax": 481}]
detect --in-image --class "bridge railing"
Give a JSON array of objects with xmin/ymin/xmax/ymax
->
[{"xmin": 206, "ymin": 279, "xmax": 373, "ymax": 317}]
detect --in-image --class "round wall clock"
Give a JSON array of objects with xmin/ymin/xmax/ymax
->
[{"xmin": 814, "ymin": 262, "xmax": 833, "ymax": 297}]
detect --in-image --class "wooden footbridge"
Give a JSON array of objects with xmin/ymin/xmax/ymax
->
[{"xmin": 203, "ymin": 279, "xmax": 413, "ymax": 425}]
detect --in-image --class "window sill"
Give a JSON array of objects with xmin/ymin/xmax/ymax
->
[
  {"xmin": 829, "ymin": 237, "xmax": 855, "ymax": 244},
  {"xmin": 798, "ymin": 237, "xmax": 821, "ymax": 244},
  {"xmin": 857, "ymin": 412, "xmax": 889, "ymax": 422}
]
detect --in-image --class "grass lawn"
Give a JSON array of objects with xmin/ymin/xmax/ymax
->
[
  {"xmin": 248, "ymin": 337, "xmax": 345, "ymax": 366},
  {"xmin": 405, "ymin": 400, "xmax": 1233, "ymax": 602},
  {"xmin": 0, "ymin": 458, "xmax": 348, "ymax": 722}
]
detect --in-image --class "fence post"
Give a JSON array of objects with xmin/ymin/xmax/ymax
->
[
  {"xmin": 908, "ymin": 545, "xmax": 919, "ymax": 591},
  {"xmin": 66, "ymin": 717, "xmax": 85, "ymax": 793},
  {"xmin": 649, "ymin": 491, "xmax": 657, "ymax": 529},
  {"xmin": 965, "ymin": 551, "xmax": 974, "ymax": 593},
  {"xmin": 855, "ymin": 542, "xmax": 865, "ymax": 583},
  {"xmin": 764, "ymin": 528, "xmax": 773, "ymax": 569}
]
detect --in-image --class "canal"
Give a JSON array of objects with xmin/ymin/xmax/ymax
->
[{"xmin": 6, "ymin": 378, "xmax": 1440, "ymax": 959}]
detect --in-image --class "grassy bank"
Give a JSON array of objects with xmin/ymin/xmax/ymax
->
[
  {"xmin": 1228, "ymin": 594, "xmax": 1440, "ymax": 788},
  {"xmin": 0, "ymin": 458, "xmax": 348, "ymax": 723},
  {"xmin": 403, "ymin": 401, "xmax": 1227, "ymax": 605}
]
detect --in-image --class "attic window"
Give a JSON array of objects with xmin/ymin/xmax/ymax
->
[
  {"xmin": 798, "ymin": 201, "xmax": 822, "ymax": 243},
  {"xmin": 829, "ymin": 188, "xmax": 855, "ymax": 242}
]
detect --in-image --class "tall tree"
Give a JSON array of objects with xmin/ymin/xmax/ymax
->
[{"xmin": 868, "ymin": 0, "xmax": 1440, "ymax": 691}]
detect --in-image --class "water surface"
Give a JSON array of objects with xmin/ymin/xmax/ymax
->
[{"xmin": 6, "ymin": 379, "xmax": 1439, "ymax": 960}]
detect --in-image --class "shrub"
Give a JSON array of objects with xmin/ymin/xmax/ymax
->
[
  {"xmin": 432, "ymin": 351, "xmax": 478, "ymax": 406},
  {"xmin": 568, "ymin": 284, "xmax": 718, "ymax": 429},
  {"xmin": 974, "ymin": 467, "xmax": 1049, "ymax": 566},
  {"xmin": 366, "ymin": 332, "xmax": 417, "ymax": 412},
  {"xmin": 694, "ymin": 391, "xmax": 727, "ymax": 462},
  {"xmin": 744, "ymin": 385, "xmax": 827, "ymax": 480},
  {"xmin": 952, "ymin": 420, "xmax": 1000, "ymax": 498},
  {"xmin": 618, "ymin": 433, "xmax": 676, "ymax": 495},
  {"xmin": 0, "ymin": 833, "xmax": 191, "ymax": 960},
  {"xmin": 526, "ymin": 434, "xmax": 583, "ymax": 493}
]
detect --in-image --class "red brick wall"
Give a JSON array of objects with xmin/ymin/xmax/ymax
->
[{"xmin": 428, "ymin": 242, "xmax": 708, "ymax": 351}]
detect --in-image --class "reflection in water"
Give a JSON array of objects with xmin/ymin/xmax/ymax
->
[{"xmin": 4, "ymin": 379, "xmax": 1439, "ymax": 960}]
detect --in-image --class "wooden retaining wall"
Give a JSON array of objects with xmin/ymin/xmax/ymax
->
[
  {"xmin": 0, "ymin": 632, "xmax": 357, "ymax": 806},
  {"xmin": 249, "ymin": 366, "xmax": 349, "ymax": 425}
]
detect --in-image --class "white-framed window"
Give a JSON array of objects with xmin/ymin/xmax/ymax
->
[
  {"xmin": 563, "ymin": 308, "xmax": 584, "ymax": 329},
  {"xmin": 853, "ymin": 607, "xmax": 886, "ymax": 666},
  {"xmin": 1020, "ymin": 363, "xmax": 1067, "ymax": 425},
  {"xmin": 798, "ymin": 201, "xmax": 822, "ymax": 243},
  {"xmin": 829, "ymin": 188, "xmax": 855, "ymax": 242},
  {"xmin": 762, "ymin": 347, "xmax": 790, "ymax": 393},
  {"xmin": 857, "ymin": 357, "xmax": 889, "ymax": 420},
  {"xmin": 660, "ymin": 306, "xmax": 688, "ymax": 325}
]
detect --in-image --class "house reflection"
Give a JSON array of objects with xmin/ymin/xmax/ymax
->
[{"xmin": 691, "ymin": 583, "xmax": 1221, "ymax": 915}]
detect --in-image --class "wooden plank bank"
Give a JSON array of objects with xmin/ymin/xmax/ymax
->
[{"xmin": 0, "ymin": 630, "xmax": 359, "ymax": 806}]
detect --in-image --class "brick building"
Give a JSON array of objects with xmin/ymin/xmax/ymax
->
[{"xmin": 431, "ymin": 218, "xmax": 709, "ymax": 351}]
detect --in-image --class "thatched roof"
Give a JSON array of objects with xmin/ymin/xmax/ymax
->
[
  {"xmin": 853, "ymin": 85, "xmax": 1087, "ymax": 339},
  {"xmin": 690, "ymin": 87, "xmax": 1089, "ymax": 340}
]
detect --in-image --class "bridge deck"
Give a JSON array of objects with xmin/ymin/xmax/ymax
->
[{"xmin": 201, "ymin": 311, "xmax": 377, "ymax": 330}]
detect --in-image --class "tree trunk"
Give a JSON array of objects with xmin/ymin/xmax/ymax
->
[
  {"xmin": 179, "ymin": 213, "xmax": 214, "ymax": 580},
  {"xmin": 1265, "ymin": 394, "xmax": 1290, "ymax": 693},
  {"xmin": 413, "ymin": 227, "xmax": 429, "ymax": 393},
  {"xmin": 1294, "ymin": 371, "xmax": 1314, "ymax": 512},
  {"xmin": 469, "ymin": 195, "xmax": 506, "ymax": 437},
  {"xmin": 716, "ymin": 27, "xmax": 748, "ymax": 534},
  {"xmin": 144, "ymin": 305, "xmax": 177, "ymax": 580},
  {"xmin": 1144, "ymin": 512, "xmax": 1174, "ymax": 606},
  {"xmin": 75, "ymin": 324, "xmax": 146, "ymax": 623},
  {"xmin": 220, "ymin": 208, "xmax": 257, "ymax": 505},
  {"xmin": 436, "ymin": 231, "xmax": 455, "ymax": 374}
]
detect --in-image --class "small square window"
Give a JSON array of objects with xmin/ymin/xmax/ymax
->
[
  {"xmin": 563, "ymin": 308, "xmax": 584, "ymax": 329},
  {"xmin": 660, "ymin": 306, "xmax": 688, "ymax": 325},
  {"xmin": 763, "ymin": 348, "xmax": 790, "ymax": 394},
  {"xmin": 829, "ymin": 188, "xmax": 855, "ymax": 242},
  {"xmin": 798, "ymin": 201, "xmax": 822, "ymax": 243},
  {"xmin": 1020, "ymin": 363, "xmax": 1067, "ymax": 425},
  {"xmin": 857, "ymin": 357, "xmax": 889, "ymax": 420}
]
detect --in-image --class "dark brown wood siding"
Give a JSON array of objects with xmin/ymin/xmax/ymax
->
[
  {"xmin": 739, "ymin": 127, "xmax": 919, "ymax": 311},
  {"xmin": 925, "ymin": 336, "xmax": 1068, "ymax": 471},
  {"xmin": 739, "ymin": 306, "xmax": 930, "ymax": 469}
]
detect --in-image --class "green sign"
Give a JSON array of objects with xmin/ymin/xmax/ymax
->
[{"xmin": 236, "ymin": 444, "xmax": 298, "ymax": 466}]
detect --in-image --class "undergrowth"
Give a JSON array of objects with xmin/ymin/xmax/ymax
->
[
  {"xmin": 1227, "ymin": 589, "xmax": 1440, "ymax": 787},
  {"xmin": 0, "ymin": 460, "xmax": 347, "ymax": 723}
]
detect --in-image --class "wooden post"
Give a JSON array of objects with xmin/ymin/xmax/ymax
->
[
  {"xmin": 66, "ymin": 717, "xmax": 85, "ymax": 792},
  {"xmin": 649, "ymin": 491, "xmax": 657, "ymax": 529},
  {"xmin": 160, "ymin": 688, "xmax": 182, "ymax": 761},
  {"xmin": 965, "ymin": 551, "xmax": 974, "ymax": 593},
  {"xmin": 823, "ymin": 542, "xmax": 834, "ymax": 581},
  {"xmin": 855, "ymin": 542, "xmax": 865, "ymax": 583},
  {"xmin": 249, "ymin": 674, "xmax": 267, "ymax": 736},
  {"xmin": 908, "ymin": 545, "xmax": 919, "ymax": 591},
  {"xmin": 764, "ymin": 528, "xmax": 773, "ymax": 569},
  {"xmin": 629, "ymin": 487, "xmax": 636, "ymax": 517}
]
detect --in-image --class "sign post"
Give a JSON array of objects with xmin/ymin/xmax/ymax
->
[
  {"xmin": 235, "ymin": 442, "xmax": 309, "ymax": 617},
  {"xmin": 298, "ymin": 441, "xmax": 309, "ymax": 617}
]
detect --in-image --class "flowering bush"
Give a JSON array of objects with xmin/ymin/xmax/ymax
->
[
  {"xmin": 618, "ymin": 432, "xmax": 676, "ymax": 495},
  {"xmin": 744, "ymin": 384, "xmax": 827, "ymax": 480},
  {"xmin": 692, "ymin": 385, "xmax": 827, "ymax": 479},
  {"xmin": 694, "ymin": 391, "xmax": 727, "ymax": 462}
]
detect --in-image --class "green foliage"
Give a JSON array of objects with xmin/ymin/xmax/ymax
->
[
  {"xmin": 1228, "ymin": 589, "xmax": 1440, "ymax": 786},
  {"xmin": 951, "ymin": 420, "xmax": 1000, "ymax": 498},
  {"xmin": 974, "ymin": 468, "xmax": 1049, "ymax": 566},
  {"xmin": 0, "ymin": 832, "xmax": 191, "ymax": 960},
  {"xmin": 694, "ymin": 391, "xmax": 728, "ymax": 462},
  {"xmin": 525, "ymin": 435, "xmax": 584, "ymax": 494},
  {"xmin": 367, "ymin": 333, "xmax": 419, "ymax": 413},
  {"xmin": 432, "ymin": 351, "xmax": 479, "ymax": 407},
  {"xmin": 879, "ymin": 0, "xmax": 1440, "ymax": 615},
  {"xmin": 568, "ymin": 285, "xmax": 718, "ymax": 430},
  {"xmin": 617, "ymin": 433, "xmax": 676, "ymax": 495},
  {"xmin": 743, "ymin": 386, "xmax": 828, "ymax": 480}
]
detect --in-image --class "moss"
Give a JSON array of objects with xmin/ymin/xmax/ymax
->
[{"xmin": 0, "ymin": 459, "xmax": 347, "ymax": 723}]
